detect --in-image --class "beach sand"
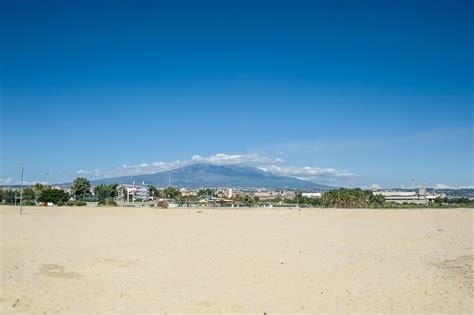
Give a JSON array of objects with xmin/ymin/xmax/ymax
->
[{"xmin": 1, "ymin": 206, "xmax": 472, "ymax": 313}]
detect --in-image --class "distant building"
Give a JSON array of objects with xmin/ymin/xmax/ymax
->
[
  {"xmin": 373, "ymin": 188, "xmax": 445, "ymax": 204},
  {"xmin": 117, "ymin": 184, "xmax": 150, "ymax": 202},
  {"xmin": 213, "ymin": 188, "xmax": 233, "ymax": 198},
  {"xmin": 180, "ymin": 188, "xmax": 198, "ymax": 197},
  {"xmin": 254, "ymin": 189, "xmax": 295, "ymax": 200},
  {"xmin": 301, "ymin": 192, "xmax": 322, "ymax": 198}
]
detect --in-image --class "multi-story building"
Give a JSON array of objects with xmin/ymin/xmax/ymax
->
[
  {"xmin": 372, "ymin": 188, "xmax": 445, "ymax": 204},
  {"xmin": 117, "ymin": 184, "xmax": 150, "ymax": 202}
]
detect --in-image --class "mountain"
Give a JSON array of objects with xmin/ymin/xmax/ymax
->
[{"xmin": 89, "ymin": 164, "xmax": 331, "ymax": 189}]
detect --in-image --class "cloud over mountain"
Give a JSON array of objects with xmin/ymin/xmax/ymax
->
[
  {"xmin": 258, "ymin": 165, "xmax": 357, "ymax": 183},
  {"xmin": 191, "ymin": 153, "xmax": 284, "ymax": 166},
  {"xmin": 76, "ymin": 153, "xmax": 357, "ymax": 185}
]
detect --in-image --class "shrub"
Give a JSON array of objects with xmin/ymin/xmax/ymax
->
[
  {"xmin": 65, "ymin": 200, "xmax": 87, "ymax": 207},
  {"xmin": 56, "ymin": 201, "xmax": 65, "ymax": 206},
  {"xmin": 157, "ymin": 200, "xmax": 168, "ymax": 209},
  {"xmin": 98, "ymin": 199, "xmax": 118, "ymax": 207},
  {"xmin": 107, "ymin": 200, "xmax": 118, "ymax": 207}
]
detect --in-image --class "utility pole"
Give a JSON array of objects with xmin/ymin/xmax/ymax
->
[
  {"xmin": 19, "ymin": 166, "xmax": 24, "ymax": 215},
  {"xmin": 296, "ymin": 189, "xmax": 299, "ymax": 209},
  {"xmin": 412, "ymin": 178, "xmax": 415, "ymax": 202},
  {"xmin": 46, "ymin": 172, "xmax": 50, "ymax": 186},
  {"xmin": 168, "ymin": 172, "xmax": 171, "ymax": 187}
]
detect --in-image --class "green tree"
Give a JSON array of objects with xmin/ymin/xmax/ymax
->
[
  {"xmin": 34, "ymin": 183, "xmax": 47, "ymax": 193},
  {"xmin": 94, "ymin": 184, "xmax": 117, "ymax": 201},
  {"xmin": 232, "ymin": 194, "xmax": 256, "ymax": 205},
  {"xmin": 321, "ymin": 188, "xmax": 374, "ymax": 208},
  {"xmin": 39, "ymin": 189, "xmax": 69, "ymax": 204},
  {"xmin": 369, "ymin": 193, "xmax": 385, "ymax": 206},
  {"xmin": 33, "ymin": 183, "xmax": 47, "ymax": 202},
  {"xmin": 4, "ymin": 190, "xmax": 17, "ymax": 204},
  {"xmin": 22, "ymin": 187, "xmax": 36, "ymax": 201},
  {"xmin": 71, "ymin": 177, "xmax": 92, "ymax": 200},
  {"xmin": 148, "ymin": 185, "xmax": 162, "ymax": 198},
  {"xmin": 197, "ymin": 188, "xmax": 215, "ymax": 197},
  {"xmin": 163, "ymin": 187, "xmax": 181, "ymax": 199}
]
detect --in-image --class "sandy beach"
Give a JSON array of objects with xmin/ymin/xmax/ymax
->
[{"xmin": 0, "ymin": 206, "xmax": 472, "ymax": 313}]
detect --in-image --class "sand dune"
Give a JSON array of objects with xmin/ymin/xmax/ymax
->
[{"xmin": 1, "ymin": 206, "xmax": 472, "ymax": 313}]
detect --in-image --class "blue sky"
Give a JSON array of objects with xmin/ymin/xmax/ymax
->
[{"xmin": 1, "ymin": 0, "xmax": 473, "ymax": 188}]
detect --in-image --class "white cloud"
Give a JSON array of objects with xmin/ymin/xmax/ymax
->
[
  {"xmin": 370, "ymin": 184, "xmax": 382, "ymax": 189},
  {"xmin": 434, "ymin": 184, "xmax": 450, "ymax": 189},
  {"xmin": 258, "ymin": 165, "xmax": 358, "ymax": 183},
  {"xmin": 0, "ymin": 178, "xmax": 46, "ymax": 186},
  {"xmin": 192, "ymin": 153, "xmax": 284, "ymax": 166},
  {"xmin": 434, "ymin": 184, "xmax": 474, "ymax": 189},
  {"xmin": 76, "ymin": 159, "xmax": 190, "ymax": 179},
  {"xmin": 0, "ymin": 178, "xmax": 14, "ymax": 185}
]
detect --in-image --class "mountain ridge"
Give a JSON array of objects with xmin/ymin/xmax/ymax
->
[{"xmin": 88, "ymin": 164, "xmax": 331, "ymax": 189}]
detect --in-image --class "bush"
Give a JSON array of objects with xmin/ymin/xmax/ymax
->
[
  {"xmin": 56, "ymin": 201, "xmax": 65, "ymax": 206},
  {"xmin": 65, "ymin": 200, "xmax": 87, "ymax": 207},
  {"xmin": 157, "ymin": 200, "xmax": 168, "ymax": 209},
  {"xmin": 98, "ymin": 199, "xmax": 118, "ymax": 207},
  {"xmin": 22, "ymin": 201, "xmax": 36, "ymax": 206}
]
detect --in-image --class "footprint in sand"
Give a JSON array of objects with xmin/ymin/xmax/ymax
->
[
  {"xmin": 36, "ymin": 264, "xmax": 83, "ymax": 279},
  {"xmin": 97, "ymin": 258, "xmax": 140, "ymax": 267}
]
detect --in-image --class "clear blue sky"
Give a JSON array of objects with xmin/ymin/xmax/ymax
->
[{"xmin": 1, "ymin": 0, "xmax": 473, "ymax": 188}]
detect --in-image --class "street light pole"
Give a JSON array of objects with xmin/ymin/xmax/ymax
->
[
  {"xmin": 296, "ymin": 190, "xmax": 299, "ymax": 209},
  {"xmin": 19, "ymin": 166, "xmax": 24, "ymax": 215}
]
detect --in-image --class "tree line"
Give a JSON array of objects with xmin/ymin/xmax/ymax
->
[
  {"xmin": 0, "ymin": 178, "xmax": 94, "ymax": 206},
  {"xmin": 1, "ymin": 178, "xmax": 473, "ymax": 208}
]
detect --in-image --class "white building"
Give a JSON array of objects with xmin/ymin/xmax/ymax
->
[
  {"xmin": 117, "ymin": 184, "xmax": 150, "ymax": 202},
  {"xmin": 302, "ymin": 192, "xmax": 322, "ymax": 198},
  {"xmin": 254, "ymin": 190, "xmax": 296, "ymax": 200},
  {"xmin": 373, "ymin": 188, "xmax": 445, "ymax": 204}
]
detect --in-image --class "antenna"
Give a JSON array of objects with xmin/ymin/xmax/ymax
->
[{"xmin": 19, "ymin": 165, "xmax": 24, "ymax": 215}]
